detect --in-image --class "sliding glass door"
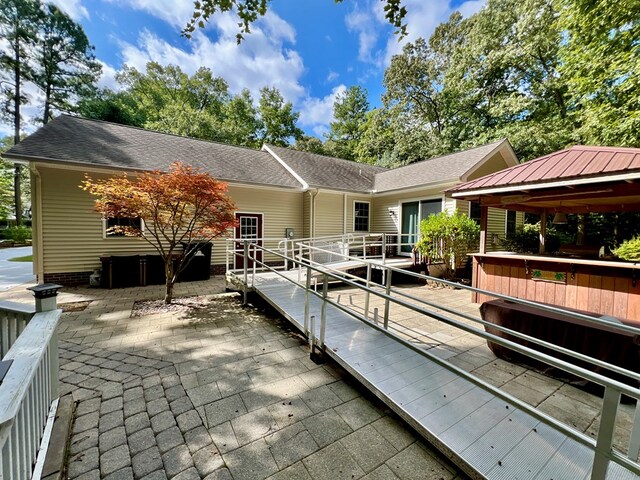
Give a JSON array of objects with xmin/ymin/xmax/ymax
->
[
  {"xmin": 400, "ymin": 202, "xmax": 419, "ymax": 253},
  {"xmin": 400, "ymin": 199, "xmax": 442, "ymax": 253}
]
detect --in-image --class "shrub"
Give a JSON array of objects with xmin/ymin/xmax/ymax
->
[
  {"xmin": 613, "ymin": 237, "xmax": 640, "ymax": 262},
  {"xmin": 415, "ymin": 210, "xmax": 479, "ymax": 280},
  {"xmin": 5, "ymin": 226, "xmax": 32, "ymax": 243}
]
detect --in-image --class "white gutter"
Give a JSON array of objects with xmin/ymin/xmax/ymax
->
[
  {"xmin": 262, "ymin": 145, "xmax": 309, "ymax": 190},
  {"xmin": 450, "ymin": 171, "xmax": 640, "ymax": 198}
]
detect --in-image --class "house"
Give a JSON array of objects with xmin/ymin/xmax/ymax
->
[{"xmin": 3, "ymin": 115, "xmax": 519, "ymax": 285}]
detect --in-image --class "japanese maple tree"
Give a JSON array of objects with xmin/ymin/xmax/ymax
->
[{"xmin": 81, "ymin": 162, "xmax": 236, "ymax": 303}]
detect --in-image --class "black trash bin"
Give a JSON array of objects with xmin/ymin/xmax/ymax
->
[{"xmin": 179, "ymin": 242, "xmax": 212, "ymax": 281}]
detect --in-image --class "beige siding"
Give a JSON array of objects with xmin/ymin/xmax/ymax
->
[
  {"xmin": 38, "ymin": 167, "xmax": 303, "ymax": 274},
  {"xmin": 372, "ymin": 187, "xmax": 447, "ymax": 233},
  {"xmin": 486, "ymin": 207, "xmax": 507, "ymax": 252},
  {"xmin": 466, "ymin": 152, "xmax": 510, "ymax": 180},
  {"xmin": 313, "ymin": 191, "xmax": 344, "ymax": 238},
  {"xmin": 40, "ymin": 167, "xmax": 155, "ymax": 274}
]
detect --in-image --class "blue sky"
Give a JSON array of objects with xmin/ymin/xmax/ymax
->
[{"xmin": 7, "ymin": 0, "xmax": 485, "ymax": 138}]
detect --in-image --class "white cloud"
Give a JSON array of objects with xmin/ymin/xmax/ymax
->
[
  {"xmin": 345, "ymin": 8, "xmax": 380, "ymax": 63},
  {"xmin": 326, "ymin": 71, "xmax": 339, "ymax": 83},
  {"xmin": 105, "ymin": 0, "xmax": 194, "ymax": 28},
  {"xmin": 348, "ymin": 0, "xmax": 487, "ymax": 67},
  {"xmin": 97, "ymin": 61, "xmax": 120, "ymax": 90},
  {"xmin": 48, "ymin": 0, "xmax": 89, "ymax": 20},
  {"xmin": 298, "ymin": 84, "xmax": 346, "ymax": 133},
  {"xmin": 117, "ymin": 23, "xmax": 305, "ymax": 104}
]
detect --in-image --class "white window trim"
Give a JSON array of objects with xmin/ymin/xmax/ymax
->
[
  {"xmin": 353, "ymin": 200, "xmax": 370, "ymax": 233},
  {"xmin": 233, "ymin": 212, "xmax": 265, "ymax": 242},
  {"xmin": 102, "ymin": 217, "xmax": 145, "ymax": 239}
]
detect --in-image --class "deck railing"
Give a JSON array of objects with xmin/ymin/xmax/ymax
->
[
  {"xmin": 0, "ymin": 289, "xmax": 61, "ymax": 480},
  {"xmin": 236, "ymin": 241, "xmax": 640, "ymax": 479}
]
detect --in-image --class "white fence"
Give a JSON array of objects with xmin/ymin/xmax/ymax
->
[{"xmin": 0, "ymin": 300, "xmax": 61, "ymax": 480}]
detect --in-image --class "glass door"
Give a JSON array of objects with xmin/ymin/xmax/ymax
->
[{"xmin": 400, "ymin": 202, "xmax": 419, "ymax": 253}]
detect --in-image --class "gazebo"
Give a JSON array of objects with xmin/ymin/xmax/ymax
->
[{"xmin": 446, "ymin": 145, "xmax": 640, "ymax": 322}]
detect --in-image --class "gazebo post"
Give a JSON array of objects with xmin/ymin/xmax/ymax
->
[
  {"xmin": 479, "ymin": 206, "xmax": 488, "ymax": 254},
  {"xmin": 539, "ymin": 209, "xmax": 547, "ymax": 254}
]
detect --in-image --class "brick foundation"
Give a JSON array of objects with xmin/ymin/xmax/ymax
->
[{"xmin": 44, "ymin": 271, "xmax": 92, "ymax": 287}]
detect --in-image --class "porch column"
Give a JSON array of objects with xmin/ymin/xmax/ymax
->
[
  {"xmin": 479, "ymin": 206, "xmax": 488, "ymax": 254},
  {"xmin": 539, "ymin": 209, "xmax": 547, "ymax": 254}
]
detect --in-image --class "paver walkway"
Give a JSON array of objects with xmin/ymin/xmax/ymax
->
[{"xmin": 2, "ymin": 279, "xmax": 468, "ymax": 480}]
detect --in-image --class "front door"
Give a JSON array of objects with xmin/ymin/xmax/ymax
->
[{"xmin": 234, "ymin": 213, "xmax": 263, "ymax": 269}]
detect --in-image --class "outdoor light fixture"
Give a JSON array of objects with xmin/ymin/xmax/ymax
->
[{"xmin": 552, "ymin": 212, "xmax": 568, "ymax": 224}]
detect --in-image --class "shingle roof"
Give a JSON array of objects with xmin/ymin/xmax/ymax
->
[
  {"xmin": 4, "ymin": 115, "xmax": 302, "ymax": 188},
  {"xmin": 448, "ymin": 145, "xmax": 640, "ymax": 194},
  {"xmin": 264, "ymin": 144, "xmax": 387, "ymax": 193},
  {"xmin": 374, "ymin": 140, "xmax": 508, "ymax": 192}
]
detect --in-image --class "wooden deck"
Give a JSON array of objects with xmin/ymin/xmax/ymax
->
[{"xmin": 246, "ymin": 270, "xmax": 638, "ymax": 480}]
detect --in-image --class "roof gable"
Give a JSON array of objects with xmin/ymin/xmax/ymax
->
[{"xmin": 263, "ymin": 144, "xmax": 387, "ymax": 193}]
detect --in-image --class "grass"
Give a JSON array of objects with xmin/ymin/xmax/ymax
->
[{"xmin": 8, "ymin": 255, "xmax": 32, "ymax": 262}]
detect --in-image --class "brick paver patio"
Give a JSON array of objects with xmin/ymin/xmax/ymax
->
[{"xmin": 4, "ymin": 278, "xmax": 468, "ymax": 480}]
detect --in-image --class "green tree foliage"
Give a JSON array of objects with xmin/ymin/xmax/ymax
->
[
  {"xmin": 114, "ymin": 63, "xmax": 231, "ymax": 141},
  {"xmin": 0, "ymin": 136, "xmax": 30, "ymax": 221},
  {"xmin": 558, "ymin": 0, "xmax": 640, "ymax": 146},
  {"xmin": 0, "ymin": 0, "xmax": 40, "ymax": 225},
  {"xmin": 294, "ymin": 135, "xmax": 327, "ymax": 155},
  {"xmin": 415, "ymin": 210, "xmax": 479, "ymax": 280},
  {"xmin": 257, "ymin": 86, "xmax": 303, "ymax": 146},
  {"xmin": 184, "ymin": 0, "xmax": 408, "ymax": 42},
  {"xmin": 33, "ymin": 4, "xmax": 101, "ymax": 124},
  {"xmin": 325, "ymin": 85, "xmax": 369, "ymax": 161},
  {"xmin": 222, "ymin": 88, "xmax": 261, "ymax": 147}
]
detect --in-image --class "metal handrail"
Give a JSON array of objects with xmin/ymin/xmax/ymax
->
[{"xmin": 238, "ymin": 241, "xmax": 640, "ymax": 478}]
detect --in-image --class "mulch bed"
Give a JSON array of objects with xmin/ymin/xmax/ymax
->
[{"xmin": 131, "ymin": 295, "xmax": 212, "ymax": 317}]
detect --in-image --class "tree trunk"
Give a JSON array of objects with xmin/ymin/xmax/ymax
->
[
  {"xmin": 164, "ymin": 260, "xmax": 174, "ymax": 304},
  {"xmin": 43, "ymin": 85, "xmax": 51, "ymax": 124},
  {"xmin": 13, "ymin": 34, "xmax": 22, "ymax": 226}
]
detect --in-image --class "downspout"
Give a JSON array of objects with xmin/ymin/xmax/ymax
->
[
  {"xmin": 30, "ymin": 165, "xmax": 44, "ymax": 282},
  {"xmin": 310, "ymin": 189, "xmax": 318, "ymax": 238},
  {"xmin": 343, "ymin": 193, "xmax": 347, "ymax": 235},
  {"xmin": 311, "ymin": 188, "xmax": 319, "ymax": 238}
]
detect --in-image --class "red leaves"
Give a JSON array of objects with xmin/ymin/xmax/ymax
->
[{"xmin": 81, "ymin": 162, "xmax": 237, "ymax": 242}]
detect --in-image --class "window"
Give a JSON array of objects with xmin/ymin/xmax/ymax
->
[
  {"xmin": 105, "ymin": 217, "xmax": 143, "ymax": 237},
  {"xmin": 469, "ymin": 201, "xmax": 481, "ymax": 225},
  {"xmin": 506, "ymin": 210, "xmax": 517, "ymax": 236},
  {"xmin": 354, "ymin": 201, "xmax": 370, "ymax": 232}
]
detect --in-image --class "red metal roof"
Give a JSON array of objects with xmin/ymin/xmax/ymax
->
[{"xmin": 448, "ymin": 145, "xmax": 640, "ymax": 194}]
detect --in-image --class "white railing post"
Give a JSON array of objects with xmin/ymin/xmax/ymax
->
[
  {"xmin": 591, "ymin": 387, "xmax": 621, "ymax": 479},
  {"xmin": 225, "ymin": 238, "xmax": 230, "ymax": 273},
  {"xmin": 629, "ymin": 405, "xmax": 640, "ymax": 461},
  {"xmin": 320, "ymin": 274, "xmax": 328, "ymax": 348},
  {"xmin": 283, "ymin": 238, "xmax": 288, "ymax": 271},
  {"xmin": 309, "ymin": 315, "xmax": 316, "ymax": 350},
  {"xmin": 373, "ymin": 307, "xmax": 379, "ymax": 325},
  {"xmin": 243, "ymin": 240, "xmax": 249, "ymax": 305},
  {"xmin": 363, "ymin": 235, "xmax": 366, "ymax": 259},
  {"xmin": 298, "ymin": 243, "xmax": 303, "ymax": 282},
  {"xmin": 383, "ymin": 269, "xmax": 392, "ymax": 330},
  {"xmin": 304, "ymin": 266, "xmax": 311, "ymax": 336},
  {"xmin": 382, "ymin": 234, "xmax": 387, "ymax": 264},
  {"xmin": 364, "ymin": 263, "xmax": 371, "ymax": 320},
  {"xmin": 251, "ymin": 244, "xmax": 257, "ymax": 288}
]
